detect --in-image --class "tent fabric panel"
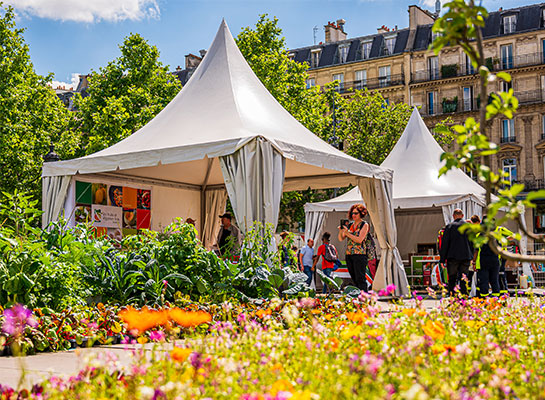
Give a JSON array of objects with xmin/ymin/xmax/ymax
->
[
  {"xmin": 441, "ymin": 195, "xmax": 484, "ymax": 224},
  {"xmin": 395, "ymin": 210, "xmax": 445, "ymax": 260},
  {"xmin": 202, "ymin": 188, "xmax": 228, "ymax": 249},
  {"xmin": 151, "ymin": 186, "xmax": 201, "ymax": 231},
  {"xmin": 42, "ymin": 175, "xmax": 71, "ymax": 228},
  {"xmin": 304, "ymin": 211, "xmax": 326, "ymax": 244},
  {"xmin": 358, "ymin": 177, "xmax": 409, "ymax": 296},
  {"xmin": 220, "ymin": 138, "xmax": 285, "ymax": 234}
]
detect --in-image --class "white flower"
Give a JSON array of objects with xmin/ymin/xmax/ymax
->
[{"xmin": 139, "ymin": 386, "xmax": 155, "ymax": 400}]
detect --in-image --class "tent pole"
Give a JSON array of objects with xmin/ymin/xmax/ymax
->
[{"xmin": 200, "ymin": 158, "xmax": 214, "ymax": 242}]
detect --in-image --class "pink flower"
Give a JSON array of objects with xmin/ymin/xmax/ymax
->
[
  {"xmin": 1, "ymin": 304, "xmax": 38, "ymax": 337},
  {"xmin": 149, "ymin": 330, "xmax": 166, "ymax": 342}
]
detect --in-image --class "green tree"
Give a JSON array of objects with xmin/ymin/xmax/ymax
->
[
  {"xmin": 0, "ymin": 5, "xmax": 71, "ymax": 198},
  {"xmin": 72, "ymin": 33, "xmax": 181, "ymax": 156},
  {"xmin": 433, "ymin": 0, "xmax": 545, "ymax": 262}
]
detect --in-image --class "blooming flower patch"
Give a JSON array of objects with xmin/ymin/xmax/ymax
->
[{"xmin": 2, "ymin": 292, "xmax": 545, "ymax": 399}]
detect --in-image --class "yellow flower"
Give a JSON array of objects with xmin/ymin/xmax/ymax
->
[
  {"xmin": 422, "ymin": 320, "xmax": 445, "ymax": 340},
  {"xmin": 271, "ymin": 363, "xmax": 284, "ymax": 373},
  {"xmin": 137, "ymin": 336, "xmax": 148, "ymax": 344},
  {"xmin": 290, "ymin": 390, "xmax": 314, "ymax": 400},
  {"xmin": 341, "ymin": 324, "xmax": 362, "ymax": 340},
  {"xmin": 367, "ymin": 329, "xmax": 384, "ymax": 338},
  {"xmin": 345, "ymin": 311, "xmax": 367, "ymax": 323},
  {"xmin": 270, "ymin": 379, "xmax": 293, "ymax": 395},
  {"xmin": 431, "ymin": 344, "xmax": 446, "ymax": 355},
  {"xmin": 171, "ymin": 347, "xmax": 192, "ymax": 363},
  {"xmin": 465, "ymin": 320, "xmax": 485, "ymax": 330}
]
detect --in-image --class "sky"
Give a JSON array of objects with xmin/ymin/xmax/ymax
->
[{"xmin": 5, "ymin": 0, "xmax": 539, "ymax": 89}]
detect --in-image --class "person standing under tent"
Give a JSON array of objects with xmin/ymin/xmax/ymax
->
[
  {"xmin": 313, "ymin": 232, "xmax": 336, "ymax": 294},
  {"xmin": 216, "ymin": 213, "xmax": 242, "ymax": 257},
  {"xmin": 440, "ymin": 209, "xmax": 473, "ymax": 296},
  {"xmin": 338, "ymin": 204, "xmax": 370, "ymax": 292},
  {"xmin": 299, "ymin": 238, "xmax": 315, "ymax": 286}
]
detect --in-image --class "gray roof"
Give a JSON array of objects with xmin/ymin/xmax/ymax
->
[{"xmin": 289, "ymin": 2, "xmax": 545, "ymax": 69}]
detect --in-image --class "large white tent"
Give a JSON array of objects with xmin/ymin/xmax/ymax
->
[
  {"xmin": 42, "ymin": 20, "xmax": 408, "ymax": 295},
  {"xmin": 305, "ymin": 108, "xmax": 488, "ymax": 260}
]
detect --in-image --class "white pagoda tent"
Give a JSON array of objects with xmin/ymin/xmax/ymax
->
[
  {"xmin": 305, "ymin": 107, "xmax": 488, "ymax": 259},
  {"xmin": 42, "ymin": 20, "xmax": 408, "ymax": 295}
]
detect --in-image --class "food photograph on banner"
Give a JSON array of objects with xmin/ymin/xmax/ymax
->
[{"xmin": 74, "ymin": 180, "xmax": 152, "ymax": 240}]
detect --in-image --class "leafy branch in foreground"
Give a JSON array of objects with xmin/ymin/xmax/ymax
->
[{"xmin": 432, "ymin": 0, "xmax": 545, "ymax": 261}]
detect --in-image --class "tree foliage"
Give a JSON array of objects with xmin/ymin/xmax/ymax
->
[
  {"xmin": 0, "ymin": 5, "xmax": 71, "ymax": 198},
  {"xmin": 72, "ymin": 33, "xmax": 181, "ymax": 156}
]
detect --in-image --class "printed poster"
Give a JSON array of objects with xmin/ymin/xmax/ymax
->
[{"xmin": 91, "ymin": 205, "xmax": 122, "ymax": 228}]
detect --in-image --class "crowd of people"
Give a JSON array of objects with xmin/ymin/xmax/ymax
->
[
  {"xmin": 439, "ymin": 208, "xmax": 514, "ymax": 297},
  {"xmin": 211, "ymin": 206, "xmax": 511, "ymax": 298}
]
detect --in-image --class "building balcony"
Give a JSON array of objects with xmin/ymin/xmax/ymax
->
[
  {"xmin": 500, "ymin": 135, "xmax": 517, "ymax": 144},
  {"xmin": 411, "ymin": 52, "xmax": 545, "ymax": 84},
  {"xmin": 513, "ymin": 179, "xmax": 545, "ymax": 192},
  {"xmin": 332, "ymin": 73, "xmax": 405, "ymax": 93}
]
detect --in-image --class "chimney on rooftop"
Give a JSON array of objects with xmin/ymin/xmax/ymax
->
[
  {"xmin": 435, "ymin": 0, "xmax": 441, "ymax": 16},
  {"xmin": 199, "ymin": 49, "xmax": 207, "ymax": 58},
  {"xmin": 324, "ymin": 19, "xmax": 347, "ymax": 43},
  {"xmin": 377, "ymin": 25, "xmax": 390, "ymax": 34}
]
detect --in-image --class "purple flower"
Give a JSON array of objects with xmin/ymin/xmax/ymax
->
[{"xmin": 1, "ymin": 304, "xmax": 38, "ymax": 337}]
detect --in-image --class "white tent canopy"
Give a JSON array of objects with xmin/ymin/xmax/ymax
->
[
  {"xmin": 42, "ymin": 20, "xmax": 408, "ymax": 295},
  {"xmin": 305, "ymin": 108, "xmax": 487, "ymax": 259}
]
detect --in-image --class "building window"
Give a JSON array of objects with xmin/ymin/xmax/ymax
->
[
  {"xmin": 361, "ymin": 41, "xmax": 372, "ymax": 60},
  {"xmin": 501, "ymin": 119, "xmax": 515, "ymax": 143},
  {"xmin": 428, "ymin": 91, "xmax": 438, "ymax": 115},
  {"xmin": 338, "ymin": 45, "xmax": 349, "ymax": 64},
  {"xmin": 311, "ymin": 50, "xmax": 321, "ymax": 68},
  {"xmin": 332, "ymin": 73, "xmax": 344, "ymax": 92},
  {"xmin": 305, "ymin": 78, "xmax": 315, "ymax": 89},
  {"xmin": 464, "ymin": 54, "xmax": 475, "ymax": 75},
  {"xmin": 500, "ymin": 44, "xmax": 513, "ymax": 70},
  {"xmin": 378, "ymin": 66, "xmax": 391, "ymax": 88},
  {"xmin": 355, "ymin": 70, "xmax": 367, "ymax": 90},
  {"xmin": 542, "ymin": 39, "xmax": 545, "ymax": 64},
  {"xmin": 462, "ymin": 86, "xmax": 473, "ymax": 111},
  {"xmin": 428, "ymin": 56, "xmax": 439, "ymax": 80},
  {"xmin": 383, "ymin": 37, "xmax": 396, "ymax": 56},
  {"xmin": 502, "ymin": 14, "xmax": 517, "ymax": 34},
  {"xmin": 502, "ymin": 158, "xmax": 517, "ymax": 185},
  {"xmin": 500, "ymin": 79, "xmax": 512, "ymax": 92}
]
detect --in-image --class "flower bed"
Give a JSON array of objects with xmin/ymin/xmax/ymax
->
[{"xmin": 2, "ymin": 292, "xmax": 545, "ymax": 398}]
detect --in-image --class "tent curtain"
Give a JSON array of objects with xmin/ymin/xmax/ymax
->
[
  {"xmin": 219, "ymin": 137, "xmax": 285, "ymax": 234},
  {"xmin": 441, "ymin": 196, "xmax": 484, "ymax": 225},
  {"xmin": 202, "ymin": 188, "xmax": 228, "ymax": 249},
  {"xmin": 304, "ymin": 211, "xmax": 326, "ymax": 243},
  {"xmin": 358, "ymin": 177, "xmax": 409, "ymax": 296},
  {"xmin": 42, "ymin": 175, "xmax": 71, "ymax": 228}
]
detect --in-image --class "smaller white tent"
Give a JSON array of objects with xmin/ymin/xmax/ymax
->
[{"xmin": 305, "ymin": 108, "xmax": 487, "ymax": 260}]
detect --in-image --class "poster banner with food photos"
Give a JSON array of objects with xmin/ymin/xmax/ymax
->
[{"xmin": 74, "ymin": 180, "xmax": 151, "ymax": 239}]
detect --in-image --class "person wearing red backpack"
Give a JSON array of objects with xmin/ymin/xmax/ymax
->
[{"xmin": 313, "ymin": 232, "xmax": 337, "ymax": 294}]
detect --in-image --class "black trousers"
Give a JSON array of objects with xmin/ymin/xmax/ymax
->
[
  {"xmin": 477, "ymin": 256, "xmax": 500, "ymax": 297},
  {"xmin": 499, "ymin": 259, "xmax": 508, "ymax": 293},
  {"xmin": 446, "ymin": 259, "xmax": 470, "ymax": 296},
  {"xmin": 346, "ymin": 254, "xmax": 368, "ymax": 292}
]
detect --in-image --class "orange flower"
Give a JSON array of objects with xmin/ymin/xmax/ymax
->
[
  {"xmin": 324, "ymin": 314, "xmax": 334, "ymax": 321},
  {"xmin": 345, "ymin": 311, "xmax": 367, "ymax": 323},
  {"xmin": 168, "ymin": 308, "xmax": 212, "ymax": 328},
  {"xmin": 325, "ymin": 337, "xmax": 340, "ymax": 351},
  {"xmin": 422, "ymin": 320, "xmax": 446, "ymax": 340},
  {"xmin": 310, "ymin": 309, "xmax": 321, "ymax": 315},
  {"xmin": 270, "ymin": 379, "xmax": 293, "ymax": 395},
  {"xmin": 256, "ymin": 309, "xmax": 272, "ymax": 319},
  {"xmin": 431, "ymin": 343, "xmax": 446, "ymax": 355},
  {"xmin": 402, "ymin": 308, "xmax": 416, "ymax": 317},
  {"xmin": 118, "ymin": 307, "xmax": 167, "ymax": 333},
  {"xmin": 171, "ymin": 347, "xmax": 192, "ymax": 363}
]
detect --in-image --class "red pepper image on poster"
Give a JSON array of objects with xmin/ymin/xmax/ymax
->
[{"xmin": 137, "ymin": 209, "xmax": 151, "ymax": 229}]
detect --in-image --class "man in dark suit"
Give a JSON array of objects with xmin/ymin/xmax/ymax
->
[{"xmin": 440, "ymin": 209, "xmax": 474, "ymax": 296}]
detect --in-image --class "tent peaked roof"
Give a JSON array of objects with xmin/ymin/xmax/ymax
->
[
  {"xmin": 379, "ymin": 107, "xmax": 486, "ymax": 207},
  {"xmin": 43, "ymin": 20, "xmax": 391, "ymax": 186}
]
